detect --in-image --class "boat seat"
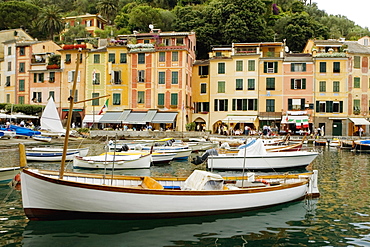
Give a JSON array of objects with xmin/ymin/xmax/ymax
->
[{"xmin": 140, "ymin": 177, "xmax": 164, "ymax": 190}]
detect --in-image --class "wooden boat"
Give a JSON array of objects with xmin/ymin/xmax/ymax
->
[
  {"xmin": 32, "ymin": 135, "xmax": 52, "ymax": 142},
  {"xmin": 340, "ymin": 140, "xmax": 354, "ymax": 149},
  {"xmin": 0, "ymin": 130, "xmax": 16, "ymax": 139},
  {"xmin": 352, "ymin": 140, "xmax": 370, "ymax": 152},
  {"xmin": 265, "ymin": 142, "xmax": 303, "ymax": 152},
  {"xmin": 314, "ymin": 139, "xmax": 327, "ymax": 146},
  {"xmin": 20, "ymin": 168, "xmax": 319, "ymax": 220},
  {"xmin": 26, "ymin": 147, "xmax": 89, "ymax": 161},
  {"xmin": 0, "ymin": 167, "xmax": 20, "ymax": 183},
  {"xmin": 73, "ymin": 153, "xmax": 152, "ymax": 169},
  {"xmin": 104, "ymin": 151, "xmax": 176, "ymax": 164},
  {"xmin": 206, "ymin": 139, "xmax": 318, "ymax": 170}
]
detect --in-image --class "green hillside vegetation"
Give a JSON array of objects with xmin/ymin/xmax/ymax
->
[{"xmin": 1, "ymin": 0, "xmax": 369, "ymax": 58}]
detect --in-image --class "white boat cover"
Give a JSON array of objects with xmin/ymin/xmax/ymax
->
[
  {"xmin": 81, "ymin": 154, "xmax": 142, "ymax": 162},
  {"xmin": 183, "ymin": 170, "xmax": 224, "ymax": 190},
  {"xmin": 237, "ymin": 139, "xmax": 268, "ymax": 156}
]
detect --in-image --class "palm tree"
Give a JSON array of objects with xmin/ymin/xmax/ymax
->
[
  {"xmin": 97, "ymin": 0, "xmax": 118, "ymax": 25},
  {"xmin": 39, "ymin": 5, "xmax": 65, "ymax": 40}
]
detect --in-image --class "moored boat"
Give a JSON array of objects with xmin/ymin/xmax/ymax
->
[
  {"xmin": 73, "ymin": 153, "xmax": 152, "ymax": 169},
  {"xmin": 32, "ymin": 135, "xmax": 52, "ymax": 142},
  {"xmin": 104, "ymin": 151, "xmax": 176, "ymax": 164},
  {"xmin": 353, "ymin": 140, "xmax": 370, "ymax": 152},
  {"xmin": 0, "ymin": 167, "xmax": 20, "ymax": 183},
  {"xmin": 26, "ymin": 147, "xmax": 89, "ymax": 161}
]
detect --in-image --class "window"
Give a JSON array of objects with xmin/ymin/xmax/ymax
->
[
  {"xmin": 32, "ymin": 92, "xmax": 42, "ymax": 103},
  {"xmin": 354, "ymin": 56, "xmax": 360, "ymax": 68},
  {"xmin": 291, "ymin": 79, "xmax": 306, "ymax": 89},
  {"xmin": 319, "ymin": 81, "xmax": 326, "ymax": 92},
  {"xmin": 49, "ymin": 91, "xmax": 55, "ymax": 100},
  {"xmin": 354, "ymin": 77, "xmax": 360, "ymax": 88},
  {"xmin": 138, "ymin": 91, "xmax": 145, "ymax": 103},
  {"xmin": 194, "ymin": 102, "xmax": 210, "ymax": 113},
  {"xmin": 49, "ymin": 72, "xmax": 55, "ymax": 83},
  {"xmin": 316, "ymin": 101, "xmax": 343, "ymax": 113},
  {"xmin": 215, "ymin": 51, "xmax": 222, "ymax": 57},
  {"xmin": 198, "ymin": 66, "xmax": 209, "ymax": 76},
  {"xmin": 319, "ymin": 62, "xmax": 326, "ymax": 73},
  {"xmin": 333, "ymin": 81, "xmax": 340, "ymax": 92},
  {"xmin": 8, "ymin": 46, "xmax": 11, "ymax": 55},
  {"xmin": 172, "ymin": 51, "xmax": 178, "ymax": 62},
  {"xmin": 6, "ymin": 94, "xmax": 10, "ymax": 103},
  {"xmin": 138, "ymin": 53, "xmax": 145, "ymax": 64},
  {"xmin": 354, "ymin": 99, "xmax": 360, "ymax": 112},
  {"xmin": 291, "ymin": 63, "xmax": 306, "ymax": 72},
  {"xmin": 6, "ymin": 76, "xmax": 10, "ymax": 87},
  {"xmin": 171, "ymin": 71, "xmax": 178, "ymax": 84},
  {"xmin": 214, "ymin": 99, "xmax": 228, "ymax": 111},
  {"xmin": 333, "ymin": 101, "xmax": 341, "ymax": 113},
  {"xmin": 19, "ymin": 47, "xmax": 25, "ymax": 56},
  {"xmin": 176, "ymin": 38, "xmax": 183, "ymax": 45},
  {"xmin": 266, "ymin": 99, "xmax": 275, "ymax": 112},
  {"xmin": 19, "ymin": 80, "xmax": 25, "ymax": 91},
  {"xmin": 8, "ymin": 62, "xmax": 11, "ymax": 71},
  {"xmin": 113, "ymin": 93, "xmax": 121, "ymax": 105},
  {"xmin": 218, "ymin": 81, "xmax": 225, "ymax": 93},
  {"xmin": 248, "ymin": 79, "xmax": 255, "ymax": 90},
  {"xmin": 93, "ymin": 73, "xmax": 100, "ymax": 85},
  {"xmin": 200, "ymin": 83, "xmax": 206, "ymax": 94},
  {"xmin": 92, "ymin": 93, "xmax": 99, "ymax": 106},
  {"xmin": 19, "ymin": 62, "xmax": 25, "ymax": 73},
  {"xmin": 264, "ymin": 62, "xmax": 278, "ymax": 73},
  {"xmin": 158, "ymin": 72, "xmax": 165, "ymax": 84},
  {"xmin": 93, "ymin": 54, "xmax": 100, "ymax": 63},
  {"xmin": 171, "ymin": 93, "xmax": 178, "ymax": 106},
  {"xmin": 69, "ymin": 90, "xmax": 78, "ymax": 102},
  {"xmin": 266, "ymin": 78, "xmax": 275, "ymax": 90},
  {"xmin": 159, "ymin": 52, "xmax": 165, "ymax": 62},
  {"xmin": 163, "ymin": 39, "xmax": 171, "ymax": 46},
  {"xmin": 112, "ymin": 71, "xmax": 121, "ymax": 84},
  {"xmin": 288, "ymin": 98, "xmax": 305, "ymax": 110},
  {"xmin": 18, "ymin": 96, "xmax": 24, "ymax": 104},
  {"xmin": 120, "ymin": 53, "xmax": 127, "ymax": 63},
  {"xmin": 248, "ymin": 60, "xmax": 255, "ymax": 71},
  {"xmin": 138, "ymin": 70, "xmax": 145, "ymax": 82},
  {"xmin": 158, "ymin": 93, "xmax": 165, "ymax": 106},
  {"xmin": 34, "ymin": 73, "xmax": 44, "ymax": 83},
  {"xmin": 218, "ymin": 63, "xmax": 225, "ymax": 74},
  {"xmin": 66, "ymin": 54, "xmax": 71, "ymax": 63},
  {"xmin": 236, "ymin": 79, "xmax": 243, "ymax": 90},
  {"xmin": 236, "ymin": 61, "xmax": 243, "ymax": 71},
  {"xmin": 108, "ymin": 53, "xmax": 115, "ymax": 63},
  {"xmin": 333, "ymin": 62, "xmax": 340, "ymax": 73},
  {"xmin": 231, "ymin": 98, "xmax": 257, "ymax": 111}
]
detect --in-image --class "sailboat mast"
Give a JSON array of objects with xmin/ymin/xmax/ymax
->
[{"xmin": 59, "ymin": 49, "xmax": 82, "ymax": 179}]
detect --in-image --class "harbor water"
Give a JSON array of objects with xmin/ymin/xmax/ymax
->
[{"xmin": 0, "ymin": 142, "xmax": 370, "ymax": 246}]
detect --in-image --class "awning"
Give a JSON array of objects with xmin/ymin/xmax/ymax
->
[
  {"xmin": 99, "ymin": 111, "xmax": 125, "ymax": 123},
  {"xmin": 82, "ymin": 115, "xmax": 103, "ymax": 123},
  {"xmin": 349, "ymin": 118, "xmax": 370, "ymax": 125},
  {"xmin": 281, "ymin": 115, "xmax": 309, "ymax": 124},
  {"xmin": 8, "ymin": 114, "xmax": 39, "ymax": 119},
  {"xmin": 124, "ymin": 112, "xmax": 147, "ymax": 124},
  {"xmin": 151, "ymin": 112, "xmax": 178, "ymax": 123},
  {"xmin": 259, "ymin": 117, "xmax": 281, "ymax": 120},
  {"xmin": 222, "ymin": 116, "xmax": 257, "ymax": 123}
]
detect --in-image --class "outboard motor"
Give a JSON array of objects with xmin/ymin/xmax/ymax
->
[
  {"xmin": 120, "ymin": 144, "xmax": 129, "ymax": 152},
  {"xmin": 192, "ymin": 148, "xmax": 219, "ymax": 165},
  {"xmin": 134, "ymin": 144, "xmax": 143, "ymax": 150}
]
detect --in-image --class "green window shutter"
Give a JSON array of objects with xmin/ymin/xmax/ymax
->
[
  {"xmin": 254, "ymin": 99, "xmax": 257, "ymax": 111},
  {"xmin": 264, "ymin": 62, "xmax": 267, "ymax": 73},
  {"xmin": 301, "ymin": 99, "xmax": 305, "ymax": 110},
  {"xmin": 243, "ymin": 99, "xmax": 247, "ymax": 110},
  {"xmin": 288, "ymin": 99, "xmax": 292, "ymax": 110},
  {"xmin": 316, "ymin": 101, "xmax": 320, "ymax": 112},
  {"xmin": 291, "ymin": 64, "xmax": 294, "ymax": 72},
  {"xmin": 291, "ymin": 79, "xmax": 294, "ymax": 89},
  {"xmin": 302, "ymin": 63, "xmax": 306, "ymax": 71},
  {"xmin": 302, "ymin": 79, "xmax": 306, "ymax": 89},
  {"xmin": 34, "ymin": 74, "xmax": 37, "ymax": 83},
  {"xmin": 225, "ymin": 99, "xmax": 228, "ymax": 111},
  {"xmin": 340, "ymin": 101, "xmax": 343, "ymax": 113},
  {"xmin": 274, "ymin": 62, "xmax": 278, "ymax": 73},
  {"xmin": 232, "ymin": 99, "xmax": 236, "ymax": 110}
]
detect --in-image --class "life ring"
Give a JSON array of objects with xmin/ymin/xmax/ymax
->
[{"xmin": 256, "ymin": 179, "xmax": 270, "ymax": 186}]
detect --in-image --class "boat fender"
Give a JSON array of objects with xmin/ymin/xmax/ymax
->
[
  {"xmin": 255, "ymin": 179, "xmax": 270, "ymax": 186},
  {"xmin": 10, "ymin": 173, "xmax": 21, "ymax": 190}
]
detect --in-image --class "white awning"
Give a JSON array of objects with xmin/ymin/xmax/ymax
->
[
  {"xmin": 349, "ymin": 118, "xmax": 370, "ymax": 125},
  {"xmin": 259, "ymin": 117, "xmax": 281, "ymax": 120},
  {"xmin": 83, "ymin": 115, "xmax": 103, "ymax": 123},
  {"xmin": 222, "ymin": 116, "xmax": 257, "ymax": 123},
  {"xmin": 281, "ymin": 115, "xmax": 309, "ymax": 124}
]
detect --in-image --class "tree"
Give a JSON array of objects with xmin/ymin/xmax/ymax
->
[
  {"xmin": 97, "ymin": 0, "xmax": 118, "ymax": 24},
  {"xmin": 0, "ymin": 1, "xmax": 39, "ymax": 30},
  {"xmin": 127, "ymin": 5, "xmax": 164, "ymax": 32},
  {"xmin": 39, "ymin": 5, "xmax": 65, "ymax": 40}
]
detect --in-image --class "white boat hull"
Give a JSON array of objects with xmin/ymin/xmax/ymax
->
[
  {"xmin": 21, "ymin": 169, "xmax": 317, "ymax": 220},
  {"xmin": 73, "ymin": 154, "xmax": 152, "ymax": 169},
  {"xmin": 0, "ymin": 167, "xmax": 20, "ymax": 182},
  {"xmin": 207, "ymin": 151, "xmax": 318, "ymax": 170},
  {"xmin": 26, "ymin": 147, "xmax": 89, "ymax": 161}
]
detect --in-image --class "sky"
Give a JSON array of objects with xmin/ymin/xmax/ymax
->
[{"xmin": 315, "ymin": 1, "xmax": 370, "ymax": 28}]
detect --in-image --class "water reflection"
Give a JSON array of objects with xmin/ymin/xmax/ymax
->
[{"xmin": 22, "ymin": 200, "xmax": 317, "ymax": 247}]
